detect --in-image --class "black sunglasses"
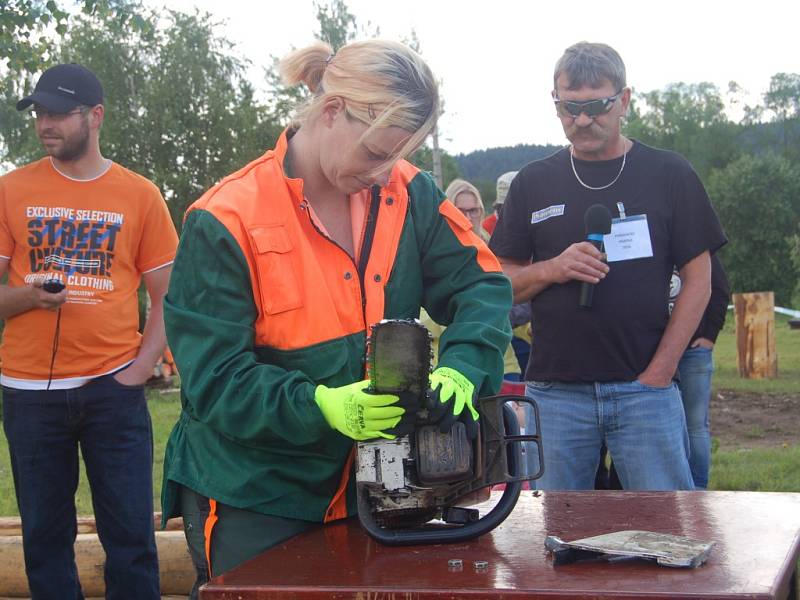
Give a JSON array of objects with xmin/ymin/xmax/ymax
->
[{"xmin": 554, "ymin": 91, "xmax": 623, "ymax": 118}]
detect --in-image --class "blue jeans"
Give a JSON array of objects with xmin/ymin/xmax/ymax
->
[
  {"xmin": 678, "ymin": 346, "xmax": 714, "ymax": 489},
  {"xmin": 525, "ymin": 380, "xmax": 694, "ymax": 491},
  {"xmin": 2, "ymin": 375, "xmax": 159, "ymax": 599}
]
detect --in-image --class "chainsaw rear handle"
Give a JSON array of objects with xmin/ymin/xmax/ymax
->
[{"xmin": 356, "ymin": 402, "xmax": 524, "ymax": 546}]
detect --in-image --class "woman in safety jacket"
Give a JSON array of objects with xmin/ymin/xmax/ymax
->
[{"xmin": 162, "ymin": 39, "xmax": 512, "ymax": 593}]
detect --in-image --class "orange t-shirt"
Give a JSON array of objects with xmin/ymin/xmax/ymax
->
[{"xmin": 0, "ymin": 158, "xmax": 178, "ymax": 389}]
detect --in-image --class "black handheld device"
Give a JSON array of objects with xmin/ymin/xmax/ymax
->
[
  {"xmin": 42, "ymin": 279, "xmax": 65, "ymax": 293},
  {"xmin": 42, "ymin": 279, "xmax": 65, "ymax": 390}
]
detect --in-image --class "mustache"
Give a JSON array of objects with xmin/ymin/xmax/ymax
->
[
  {"xmin": 39, "ymin": 130, "xmax": 62, "ymax": 138},
  {"xmin": 570, "ymin": 120, "xmax": 600, "ymax": 131},
  {"xmin": 569, "ymin": 123, "xmax": 603, "ymax": 137}
]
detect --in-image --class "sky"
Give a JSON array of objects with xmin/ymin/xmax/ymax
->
[{"xmin": 99, "ymin": 1, "xmax": 800, "ymax": 155}]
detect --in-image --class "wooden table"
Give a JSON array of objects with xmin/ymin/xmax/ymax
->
[{"xmin": 200, "ymin": 490, "xmax": 800, "ymax": 599}]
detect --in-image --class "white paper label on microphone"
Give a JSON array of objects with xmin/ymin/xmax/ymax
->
[{"xmin": 603, "ymin": 214, "xmax": 653, "ymax": 263}]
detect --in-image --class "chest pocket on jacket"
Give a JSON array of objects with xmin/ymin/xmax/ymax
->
[{"xmin": 249, "ymin": 226, "xmax": 303, "ymax": 315}]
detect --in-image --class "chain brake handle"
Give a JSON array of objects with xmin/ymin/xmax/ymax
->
[{"xmin": 475, "ymin": 394, "xmax": 544, "ymax": 485}]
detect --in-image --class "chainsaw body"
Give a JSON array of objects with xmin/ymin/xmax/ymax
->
[{"xmin": 355, "ymin": 319, "xmax": 544, "ymax": 545}]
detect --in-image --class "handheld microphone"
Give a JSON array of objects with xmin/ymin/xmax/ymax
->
[{"xmin": 579, "ymin": 204, "xmax": 612, "ymax": 308}]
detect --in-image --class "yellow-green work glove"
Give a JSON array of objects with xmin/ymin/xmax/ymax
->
[
  {"xmin": 314, "ymin": 380, "xmax": 405, "ymax": 441},
  {"xmin": 428, "ymin": 367, "xmax": 479, "ymax": 439}
]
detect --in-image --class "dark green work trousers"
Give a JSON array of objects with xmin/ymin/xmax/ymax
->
[{"xmin": 178, "ymin": 484, "xmax": 319, "ymax": 599}]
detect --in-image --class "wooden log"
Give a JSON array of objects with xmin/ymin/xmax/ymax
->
[
  {"xmin": 733, "ymin": 291, "xmax": 778, "ymax": 379},
  {"xmin": 0, "ymin": 513, "xmax": 183, "ymax": 537},
  {"xmin": 0, "ymin": 531, "xmax": 193, "ymax": 597}
]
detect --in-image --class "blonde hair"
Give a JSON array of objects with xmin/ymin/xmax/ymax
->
[
  {"xmin": 445, "ymin": 178, "xmax": 485, "ymax": 232},
  {"xmin": 280, "ymin": 39, "xmax": 439, "ymax": 163}
]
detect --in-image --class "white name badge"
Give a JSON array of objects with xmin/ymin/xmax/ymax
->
[{"xmin": 603, "ymin": 214, "xmax": 654, "ymax": 263}]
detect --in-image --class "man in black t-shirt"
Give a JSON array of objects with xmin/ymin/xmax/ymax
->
[{"xmin": 489, "ymin": 42, "xmax": 726, "ymax": 491}]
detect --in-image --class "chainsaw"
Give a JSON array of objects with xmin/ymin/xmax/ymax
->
[{"xmin": 355, "ymin": 319, "xmax": 544, "ymax": 546}]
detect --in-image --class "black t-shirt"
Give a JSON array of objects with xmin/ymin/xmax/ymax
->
[{"xmin": 489, "ymin": 141, "xmax": 727, "ymax": 382}]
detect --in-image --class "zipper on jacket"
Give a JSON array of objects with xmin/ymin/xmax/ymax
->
[
  {"xmin": 301, "ymin": 185, "xmax": 382, "ymax": 326},
  {"xmin": 356, "ymin": 185, "xmax": 382, "ymax": 319}
]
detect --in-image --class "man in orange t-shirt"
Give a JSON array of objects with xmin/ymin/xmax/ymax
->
[{"xmin": 0, "ymin": 63, "xmax": 177, "ymax": 598}]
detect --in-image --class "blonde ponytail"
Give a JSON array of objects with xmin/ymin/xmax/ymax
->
[
  {"xmin": 279, "ymin": 40, "xmax": 333, "ymax": 94},
  {"xmin": 278, "ymin": 39, "xmax": 439, "ymax": 162}
]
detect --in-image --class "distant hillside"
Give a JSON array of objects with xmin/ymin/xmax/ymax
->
[
  {"xmin": 454, "ymin": 143, "xmax": 562, "ymax": 183},
  {"xmin": 455, "ymin": 120, "xmax": 797, "ymax": 183}
]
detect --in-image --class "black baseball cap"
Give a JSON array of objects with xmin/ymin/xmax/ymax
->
[{"xmin": 16, "ymin": 63, "xmax": 103, "ymax": 112}]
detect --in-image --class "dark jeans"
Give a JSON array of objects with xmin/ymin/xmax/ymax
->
[{"xmin": 2, "ymin": 375, "xmax": 159, "ymax": 599}]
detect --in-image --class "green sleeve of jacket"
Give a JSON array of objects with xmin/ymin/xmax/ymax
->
[
  {"xmin": 411, "ymin": 172, "xmax": 513, "ymax": 397},
  {"xmin": 164, "ymin": 209, "xmax": 328, "ymax": 448}
]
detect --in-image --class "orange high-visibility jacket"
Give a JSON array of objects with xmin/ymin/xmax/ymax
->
[{"xmin": 162, "ymin": 130, "xmax": 512, "ymax": 523}]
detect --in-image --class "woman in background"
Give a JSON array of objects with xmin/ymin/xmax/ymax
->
[{"xmin": 446, "ymin": 178, "xmax": 490, "ymax": 241}]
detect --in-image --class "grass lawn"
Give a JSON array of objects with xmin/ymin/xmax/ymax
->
[
  {"xmin": 713, "ymin": 311, "xmax": 800, "ymax": 394},
  {"xmin": 710, "ymin": 444, "xmax": 800, "ymax": 491},
  {"xmin": 0, "ymin": 311, "xmax": 798, "ymax": 516}
]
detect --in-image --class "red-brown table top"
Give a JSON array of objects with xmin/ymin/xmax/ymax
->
[{"xmin": 201, "ymin": 490, "xmax": 800, "ymax": 599}]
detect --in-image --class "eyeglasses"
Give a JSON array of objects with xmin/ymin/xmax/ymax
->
[
  {"xmin": 554, "ymin": 91, "xmax": 623, "ymax": 119},
  {"xmin": 458, "ymin": 207, "xmax": 483, "ymax": 219},
  {"xmin": 31, "ymin": 107, "xmax": 89, "ymax": 121}
]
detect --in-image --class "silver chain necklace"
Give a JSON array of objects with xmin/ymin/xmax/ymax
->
[{"xmin": 570, "ymin": 143, "xmax": 627, "ymax": 191}]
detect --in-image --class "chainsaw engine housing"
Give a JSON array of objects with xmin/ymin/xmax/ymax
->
[{"xmin": 355, "ymin": 319, "xmax": 544, "ymax": 545}]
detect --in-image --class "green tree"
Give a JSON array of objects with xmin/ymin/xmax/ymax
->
[
  {"xmin": 409, "ymin": 145, "xmax": 461, "ymax": 189},
  {"xmin": 764, "ymin": 73, "xmax": 800, "ymax": 121},
  {"xmin": 1, "ymin": 0, "xmax": 150, "ymax": 71},
  {"xmin": 314, "ymin": 0, "xmax": 357, "ymax": 51},
  {"xmin": 0, "ymin": 7, "xmax": 281, "ymax": 226},
  {"xmin": 708, "ymin": 154, "xmax": 800, "ymax": 305},
  {"xmin": 763, "ymin": 73, "xmax": 800, "ymax": 159},
  {"xmin": 56, "ymin": 6, "xmax": 155, "ymax": 175},
  {"xmin": 265, "ymin": 0, "xmax": 370, "ymax": 124},
  {"xmin": 1, "ymin": 0, "xmax": 70, "ymax": 71},
  {"xmin": 133, "ymin": 11, "xmax": 280, "ymax": 222},
  {"xmin": 624, "ymin": 82, "xmax": 740, "ymax": 178},
  {"xmin": 0, "ymin": 70, "xmax": 43, "ymax": 164}
]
